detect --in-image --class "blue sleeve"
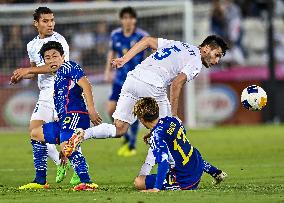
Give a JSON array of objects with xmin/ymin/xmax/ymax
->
[
  {"xmin": 69, "ymin": 62, "xmax": 85, "ymax": 83},
  {"xmin": 149, "ymin": 126, "xmax": 170, "ymax": 189},
  {"xmin": 154, "ymin": 159, "xmax": 169, "ymax": 190}
]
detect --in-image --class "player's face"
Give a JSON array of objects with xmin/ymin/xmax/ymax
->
[
  {"xmin": 201, "ymin": 45, "xmax": 223, "ymax": 68},
  {"xmin": 43, "ymin": 49, "xmax": 64, "ymax": 69},
  {"xmin": 34, "ymin": 13, "xmax": 55, "ymax": 37},
  {"xmin": 120, "ymin": 14, "xmax": 136, "ymax": 31}
]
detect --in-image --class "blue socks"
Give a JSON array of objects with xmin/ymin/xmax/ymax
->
[
  {"xmin": 203, "ymin": 160, "xmax": 221, "ymax": 177},
  {"xmin": 124, "ymin": 120, "xmax": 139, "ymax": 149},
  {"xmin": 68, "ymin": 150, "xmax": 90, "ymax": 183},
  {"xmin": 31, "ymin": 140, "xmax": 48, "ymax": 185}
]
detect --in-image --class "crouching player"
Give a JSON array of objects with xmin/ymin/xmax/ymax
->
[
  {"xmin": 19, "ymin": 41, "xmax": 102, "ymax": 190},
  {"xmin": 133, "ymin": 97, "xmax": 216, "ymax": 192}
]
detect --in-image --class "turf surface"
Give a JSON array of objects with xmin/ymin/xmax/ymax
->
[{"xmin": 0, "ymin": 125, "xmax": 284, "ymax": 203}]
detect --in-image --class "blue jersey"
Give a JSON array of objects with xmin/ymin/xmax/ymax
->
[
  {"xmin": 149, "ymin": 116, "xmax": 204, "ymax": 189},
  {"xmin": 54, "ymin": 61, "xmax": 88, "ymax": 117},
  {"xmin": 110, "ymin": 27, "xmax": 148, "ymax": 86}
]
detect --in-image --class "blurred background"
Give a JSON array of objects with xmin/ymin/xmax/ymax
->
[{"xmin": 0, "ymin": 0, "xmax": 283, "ymax": 129}]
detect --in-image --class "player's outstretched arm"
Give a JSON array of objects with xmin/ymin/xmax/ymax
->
[
  {"xmin": 10, "ymin": 63, "xmax": 58, "ymax": 84},
  {"xmin": 170, "ymin": 73, "xmax": 187, "ymax": 117},
  {"xmin": 112, "ymin": 36, "xmax": 158, "ymax": 69},
  {"xmin": 77, "ymin": 76, "xmax": 102, "ymax": 126}
]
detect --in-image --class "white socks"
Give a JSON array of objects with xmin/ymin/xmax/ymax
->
[
  {"xmin": 46, "ymin": 143, "xmax": 60, "ymax": 165},
  {"xmin": 84, "ymin": 123, "xmax": 116, "ymax": 140}
]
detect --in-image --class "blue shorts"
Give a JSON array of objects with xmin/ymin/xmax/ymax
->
[
  {"xmin": 145, "ymin": 170, "xmax": 201, "ymax": 191},
  {"xmin": 43, "ymin": 113, "xmax": 90, "ymax": 144},
  {"xmin": 109, "ymin": 83, "xmax": 123, "ymax": 101}
]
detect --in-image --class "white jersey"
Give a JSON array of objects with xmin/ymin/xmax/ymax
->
[
  {"xmin": 27, "ymin": 32, "xmax": 69, "ymax": 104},
  {"xmin": 129, "ymin": 38, "xmax": 202, "ymax": 87}
]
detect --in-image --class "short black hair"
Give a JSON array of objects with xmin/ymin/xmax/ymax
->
[
  {"xmin": 40, "ymin": 41, "xmax": 64, "ymax": 59},
  {"xmin": 200, "ymin": 35, "xmax": 229, "ymax": 56},
  {"xmin": 119, "ymin": 6, "xmax": 137, "ymax": 19},
  {"xmin": 33, "ymin": 7, "xmax": 53, "ymax": 21}
]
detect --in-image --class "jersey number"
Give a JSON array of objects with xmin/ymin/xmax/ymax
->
[
  {"xmin": 173, "ymin": 127, "xmax": 193, "ymax": 166},
  {"xmin": 153, "ymin": 45, "xmax": 181, "ymax": 60}
]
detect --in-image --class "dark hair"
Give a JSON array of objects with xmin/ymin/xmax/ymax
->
[
  {"xmin": 33, "ymin": 7, "xmax": 53, "ymax": 21},
  {"xmin": 40, "ymin": 41, "xmax": 64, "ymax": 59},
  {"xmin": 200, "ymin": 35, "xmax": 229, "ymax": 56},
  {"xmin": 119, "ymin": 6, "xmax": 137, "ymax": 19},
  {"xmin": 133, "ymin": 97, "xmax": 159, "ymax": 122}
]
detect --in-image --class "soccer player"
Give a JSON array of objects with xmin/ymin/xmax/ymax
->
[
  {"xmin": 19, "ymin": 41, "xmax": 101, "ymax": 190},
  {"xmin": 104, "ymin": 7, "xmax": 149, "ymax": 157},
  {"xmin": 133, "ymin": 97, "xmax": 214, "ymax": 191},
  {"xmin": 10, "ymin": 7, "xmax": 80, "ymax": 185},
  {"xmin": 65, "ymin": 35, "xmax": 228, "ymax": 184},
  {"xmin": 66, "ymin": 35, "xmax": 227, "ymax": 140}
]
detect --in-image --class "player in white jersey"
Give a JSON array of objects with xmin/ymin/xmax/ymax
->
[
  {"xmin": 64, "ymin": 35, "xmax": 228, "ymax": 141},
  {"xmin": 64, "ymin": 35, "xmax": 228, "ymax": 185},
  {"xmin": 10, "ymin": 7, "xmax": 80, "ymax": 185}
]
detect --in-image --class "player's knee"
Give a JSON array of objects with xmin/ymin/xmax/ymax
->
[
  {"xmin": 134, "ymin": 176, "xmax": 146, "ymax": 190},
  {"xmin": 30, "ymin": 127, "xmax": 43, "ymax": 141}
]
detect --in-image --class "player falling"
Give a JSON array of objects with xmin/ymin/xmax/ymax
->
[
  {"xmin": 105, "ymin": 6, "xmax": 149, "ymax": 157},
  {"xmin": 65, "ymin": 35, "xmax": 228, "ymax": 184},
  {"xmin": 133, "ymin": 97, "xmax": 218, "ymax": 192},
  {"xmin": 19, "ymin": 41, "xmax": 101, "ymax": 190},
  {"xmin": 10, "ymin": 7, "xmax": 80, "ymax": 185}
]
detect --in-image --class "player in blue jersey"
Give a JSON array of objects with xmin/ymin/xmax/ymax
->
[
  {"xmin": 104, "ymin": 7, "xmax": 149, "ymax": 157},
  {"xmin": 19, "ymin": 41, "xmax": 101, "ymax": 190},
  {"xmin": 133, "ymin": 97, "xmax": 220, "ymax": 192}
]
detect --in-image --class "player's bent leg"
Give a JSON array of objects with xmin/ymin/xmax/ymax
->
[
  {"xmin": 203, "ymin": 160, "xmax": 227, "ymax": 185},
  {"xmin": 134, "ymin": 175, "xmax": 147, "ymax": 190},
  {"xmin": 20, "ymin": 123, "xmax": 52, "ymax": 190}
]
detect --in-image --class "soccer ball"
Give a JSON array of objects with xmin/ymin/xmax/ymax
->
[{"xmin": 241, "ymin": 85, "xmax": 267, "ymax": 111}]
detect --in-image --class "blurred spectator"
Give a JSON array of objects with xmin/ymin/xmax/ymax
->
[
  {"xmin": 2, "ymin": 25, "xmax": 24, "ymax": 70},
  {"xmin": 210, "ymin": 0, "xmax": 245, "ymax": 65},
  {"xmin": 223, "ymin": 0, "xmax": 245, "ymax": 65},
  {"xmin": 211, "ymin": 0, "xmax": 226, "ymax": 38}
]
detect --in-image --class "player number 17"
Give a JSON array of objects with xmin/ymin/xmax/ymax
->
[{"xmin": 173, "ymin": 127, "xmax": 193, "ymax": 166}]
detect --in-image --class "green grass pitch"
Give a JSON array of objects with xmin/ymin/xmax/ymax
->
[{"xmin": 0, "ymin": 125, "xmax": 284, "ymax": 203}]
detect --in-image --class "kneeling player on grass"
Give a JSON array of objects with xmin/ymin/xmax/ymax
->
[
  {"xmin": 133, "ymin": 97, "xmax": 222, "ymax": 192},
  {"xmin": 19, "ymin": 41, "xmax": 101, "ymax": 190}
]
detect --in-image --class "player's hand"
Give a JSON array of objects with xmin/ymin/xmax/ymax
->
[
  {"xmin": 104, "ymin": 69, "xmax": 113, "ymax": 83},
  {"xmin": 141, "ymin": 189, "xmax": 160, "ymax": 193},
  {"xmin": 10, "ymin": 74, "xmax": 22, "ymax": 85},
  {"xmin": 143, "ymin": 133, "xmax": 151, "ymax": 144},
  {"xmin": 111, "ymin": 57, "xmax": 126, "ymax": 69},
  {"xmin": 89, "ymin": 111, "xmax": 102, "ymax": 126},
  {"xmin": 11, "ymin": 68, "xmax": 30, "ymax": 83}
]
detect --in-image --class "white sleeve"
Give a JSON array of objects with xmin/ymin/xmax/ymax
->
[
  {"xmin": 157, "ymin": 38, "xmax": 175, "ymax": 50},
  {"xmin": 138, "ymin": 147, "xmax": 155, "ymax": 176},
  {"xmin": 181, "ymin": 58, "xmax": 202, "ymax": 82},
  {"xmin": 27, "ymin": 44, "xmax": 35, "ymax": 63},
  {"xmin": 60, "ymin": 37, "xmax": 70, "ymax": 61}
]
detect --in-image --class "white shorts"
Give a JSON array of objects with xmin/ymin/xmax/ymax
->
[
  {"xmin": 112, "ymin": 74, "xmax": 172, "ymax": 124},
  {"xmin": 30, "ymin": 101, "xmax": 57, "ymax": 123}
]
